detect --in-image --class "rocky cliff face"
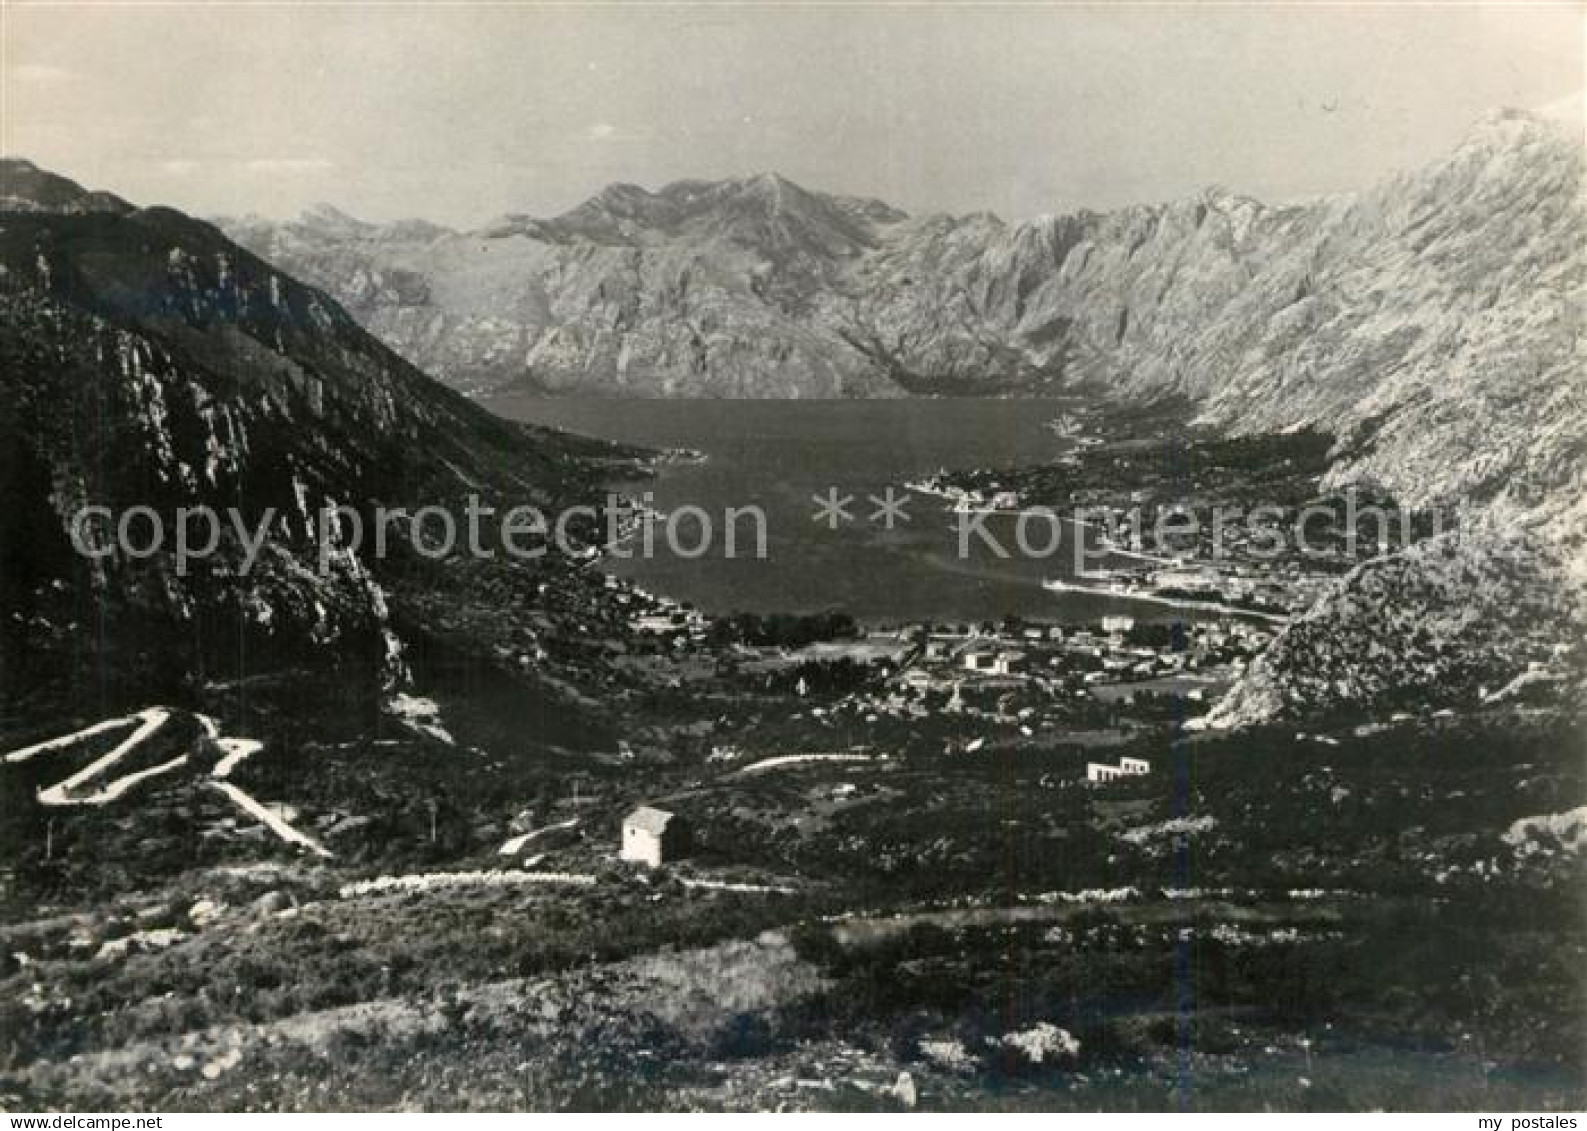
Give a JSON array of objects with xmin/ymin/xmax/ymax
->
[
  {"xmin": 222, "ymin": 175, "xmax": 909, "ymax": 399},
  {"xmin": 221, "ymin": 111, "xmax": 1584, "ymax": 530},
  {"xmin": 846, "ymin": 111, "xmax": 1585, "ymax": 532},
  {"xmin": 1191, "ymin": 112, "xmax": 1584, "ymax": 528},
  {"xmin": 0, "ymin": 162, "xmax": 628, "ymax": 714}
]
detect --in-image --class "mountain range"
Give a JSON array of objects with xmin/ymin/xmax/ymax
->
[{"xmin": 220, "ymin": 110, "xmax": 1585, "ymax": 536}]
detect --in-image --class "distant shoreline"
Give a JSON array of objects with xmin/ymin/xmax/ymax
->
[{"xmin": 1042, "ymin": 578, "xmax": 1289, "ymax": 624}]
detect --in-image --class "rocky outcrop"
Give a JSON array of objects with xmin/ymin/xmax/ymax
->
[{"xmin": 1195, "ymin": 527, "xmax": 1584, "ymax": 728}]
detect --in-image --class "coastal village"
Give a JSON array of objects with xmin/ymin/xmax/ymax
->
[
  {"xmin": 906, "ymin": 472, "xmax": 1350, "ymax": 622},
  {"xmin": 616, "ymin": 577, "xmax": 1273, "ymax": 717},
  {"xmin": 550, "ymin": 414, "xmax": 1390, "ymax": 890},
  {"xmin": 904, "ymin": 414, "xmax": 1416, "ymax": 625}
]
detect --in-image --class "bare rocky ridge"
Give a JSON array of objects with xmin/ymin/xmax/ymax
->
[
  {"xmin": 221, "ymin": 175, "xmax": 910, "ymax": 399},
  {"xmin": 0, "ymin": 157, "xmax": 134, "ymax": 216},
  {"xmin": 860, "ymin": 112, "xmax": 1584, "ymax": 529}
]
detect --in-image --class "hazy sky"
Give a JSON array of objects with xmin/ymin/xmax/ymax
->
[{"xmin": 3, "ymin": 2, "xmax": 1582, "ymax": 226}]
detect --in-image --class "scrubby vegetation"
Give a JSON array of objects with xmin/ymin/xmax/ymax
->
[{"xmin": 2, "ymin": 667, "xmax": 1581, "ymax": 1109}]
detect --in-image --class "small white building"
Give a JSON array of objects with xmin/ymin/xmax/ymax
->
[
  {"xmin": 964, "ymin": 648, "xmax": 1025, "ymax": 676},
  {"xmin": 633, "ymin": 613, "xmax": 684, "ymax": 634},
  {"xmin": 962, "ymin": 647, "xmax": 998, "ymax": 673},
  {"xmin": 990, "ymin": 650, "xmax": 1025, "ymax": 676},
  {"xmin": 1152, "ymin": 568, "xmax": 1219, "ymax": 593},
  {"xmin": 1087, "ymin": 757, "xmax": 1151, "ymax": 784},
  {"xmin": 923, "ymin": 636, "xmax": 956, "ymax": 661},
  {"xmin": 620, "ymin": 805, "xmax": 689, "ymax": 868}
]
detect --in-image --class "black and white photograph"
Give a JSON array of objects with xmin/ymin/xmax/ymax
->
[{"xmin": 0, "ymin": 0, "xmax": 1583, "ymax": 1116}]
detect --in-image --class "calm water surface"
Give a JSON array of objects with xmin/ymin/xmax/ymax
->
[{"xmin": 488, "ymin": 397, "xmax": 1180, "ymax": 626}]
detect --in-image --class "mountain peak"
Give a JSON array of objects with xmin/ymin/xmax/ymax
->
[
  {"xmin": 296, "ymin": 201, "xmax": 374, "ymax": 235},
  {"xmin": 533, "ymin": 171, "xmax": 904, "ymax": 252},
  {"xmin": 1461, "ymin": 106, "xmax": 1581, "ymax": 152},
  {"xmin": 0, "ymin": 157, "xmax": 133, "ymax": 216},
  {"xmin": 734, "ymin": 171, "xmax": 799, "ymax": 195},
  {"xmin": 588, "ymin": 182, "xmax": 650, "ymax": 207}
]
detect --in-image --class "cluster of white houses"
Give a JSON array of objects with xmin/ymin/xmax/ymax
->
[
  {"xmin": 603, "ymin": 576, "xmax": 711, "ymax": 640},
  {"xmin": 897, "ymin": 614, "xmax": 1273, "ymax": 703},
  {"xmin": 949, "ymin": 614, "xmax": 1146, "ymax": 678},
  {"xmin": 1086, "ymin": 756, "xmax": 1151, "ymax": 784}
]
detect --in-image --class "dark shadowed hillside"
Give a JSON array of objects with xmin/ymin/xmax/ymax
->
[{"xmin": 0, "ymin": 160, "xmax": 642, "ymax": 725}]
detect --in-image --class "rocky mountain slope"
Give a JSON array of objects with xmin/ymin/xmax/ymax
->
[
  {"xmin": 863, "ymin": 113, "xmax": 1584, "ymax": 525},
  {"xmin": 0, "ymin": 159, "xmax": 634, "ymax": 719},
  {"xmin": 221, "ymin": 110, "xmax": 1584, "ymax": 532},
  {"xmin": 222, "ymin": 175, "xmax": 910, "ymax": 399},
  {"xmin": 1196, "ymin": 526, "xmax": 1584, "ymax": 729}
]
